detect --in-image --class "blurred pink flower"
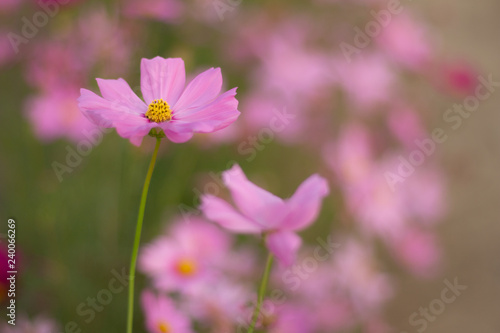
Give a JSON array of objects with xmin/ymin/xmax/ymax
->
[
  {"xmin": 333, "ymin": 240, "xmax": 393, "ymax": 316},
  {"xmin": 0, "ymin": 0, "xmax": 21, "ymax": 12},
  {"xmin": 26, "ymin": 8, "xmax": 132, "ymax": 90},
  {"xmin": 323, "ymin": 123, "xmax": 373, "ymax": 186},
  {"xmin": 437, "ymin": 61, "xmax": 479, "ymax": 96},
  {"xmin": 267, "ymin": 304, "xmax": 315, "ymax": 333},
  {"xmin": 25, "ymin": 87, "xmax": 98, "ymax": 143},
  {"xmin": 184, "ymin": 278, "xmax": 252, "ymax": 325},
  {"xmin": 388, "ymin": 228, "xmax": 441, "ymax": 277},
  {"xmin": 141, "ymin": 291, "xmax": 193, "ymax": 333},
  {"xmin": 376, "ymin": 14, "xmax": 433, "ymax": 70},
  {"xmin": 240, "ymin": 93, "xmax": 305, "ymax": 144},
  {"xmin": 387, "ymin": 105, "xmax": 427, "ymax": 148},
  {"xmin": 139, "ymin": 219, "xmax": 231, "ymax": 291},
  {"xmin": 79, "ymin": 57, "xmax": 240, "ymax": 146},
  {"xmin": 124, "ymin": 0, "xmax": 184, "ymax": 23},
  {"xmin": 333, "ymin": 54, "xmax": 394, "ymax": 112},
  {"xmin": 345, "ymin": 165, "xmax": 407, "ymax": 240},
  {"xmin": 1, "ymin": 316, "xmax": 59, "ymax": 333},
  {"xmin": 201, "ymin": 164, "xmax": 329, "ymax": 266}
]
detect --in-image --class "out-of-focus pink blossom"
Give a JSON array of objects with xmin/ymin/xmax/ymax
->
[
  {"xmin": 399, "ymin": 166, "xmax": 446, "ymax": 224},
  {"xmin": 124, "ymin": 0, "xmax": 184, "ymax": 23},
  {"xmin": 184, "ymin": 279, "xmax": 252, "ymax": 325},
  {"xmin": 1, "ymin": 316, "xmax": 59, "ymax": 333},
  {"xmin": 141, "ymin": 291, "xmax": 193, "ymax": 333},
  {"xmin": 245, "ymin": 19, "xmax": 332, "ymax": 99},
  {"xmin": 201, "ymin": 164, "xmax": 329, "ymax": 266},
  {"xmin": 323, "ymin": 123, "xmax": 373, "ymax": 186},
  {"xmin": 79, "ymin": 57, "xmax": 240, "ymax": 146},
  {"xmin": 345, "ymin": 165, "xmax": 407, "ymax": 240},
  {"xmin": 333, "ymin": 54, "xmax": 394, "ymax": 112},
  {"xmin": 74, "ymin": 9, "xmax": 133, "ymax": 76},
  {"xmin": 25, "ymin": 87, "xmax": 98, "ymax": 143},
  {"xmin": 333, "ymin": 240, "xmax": 393, "ymax": 316},
  {"xmin": 376, "ymin": 14, "xmax": 432, "ymax": 70},
  {"xmin": 139, "ymin": 218, "xmax": 231, "ymax": 291},
  {"xmin": 388, "ymin": 228, "xmax": 441, "ymax": 277},
  {"xmin": 240, "ymin": 93, "xmax": 305, "ymax": 144},
  {"xmin": 0, "ymin": 0, "xmax": 21, "ymax": 12},
  {"xmin": 267, "ymin": 304, "xmax": 315, "ymax": 333},
  {"xmin": 387, "ymin": 105, "xmax": 427, "ymax": 148},
  {"xmin": 436, "ymin": 61, "xmax": 479, "ymax": 96}
]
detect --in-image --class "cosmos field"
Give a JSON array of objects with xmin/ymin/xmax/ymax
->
[{"xmin": 1, "ymin": 0, "xmax": 499, "ymax": 332}]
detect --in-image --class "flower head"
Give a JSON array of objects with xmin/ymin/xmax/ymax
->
[
  {"xmin": 201, "ymin": 164, "xmax": 329, "ymax": 266},
  {"xmin": 78, "ymin": 56, "xmax": 240, "ymax": 146},
  {"xmin": 141, "ymin": 291, "xmax": 193, "ymax": 333},
  {"xmin": 139, "ymin": 218, "xmax": 231, "ymax": 291}
]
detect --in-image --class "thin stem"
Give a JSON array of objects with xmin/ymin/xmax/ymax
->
[
  {"xmin": 126, "ymin": 137, "xmax": 162, "ymax": 333},
  {"xmin": 248, "ymin": 252, "xmax": 274, "ymax": 333}
]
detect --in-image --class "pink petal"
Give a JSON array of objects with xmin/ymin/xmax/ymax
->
[
  {"xmin": 282, "ymin": 174, "xmax": 330, "ymax": 231},
  {"xmin": 266, "ymin": 231, "xmax": 302, "ymax": 267},
  {"xmin": 129, "ymin": 135, "xmax": 145, "ymax": 147},
  {"xmin": 173, "ymin": 67, "xmax": 222, "ymax": 112},
  {"xmin": 96, "ymin": 78, "xmax": 146, "ymax": 114},
  {"xmin": 169, "ymin": 88, "xmax": 240, "ymax": 133},
  {"xmin": 141, "ymin": 57, "xmax": 185, "ymax": 105},
  {"xmin": 164, "ymin": 129, "xmax": 193, "ymax": 143},
  {"xmin": 222, "ymin": 164, "xmax": 286, "ymax": 229},
  {"xmin": 78, "ymin": 88, "xmax": 153, "ymax": 143},
  {"xmin": 201, "ymin": 194, "xmax": 262, "ymax": 234},
  {"xmin": 141, "ymin": 290, "xmax": 156, "ymax": 312}
]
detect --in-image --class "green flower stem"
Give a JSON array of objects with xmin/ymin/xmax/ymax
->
[
  {"xmin": 248, "ymin": 251, "xmax": 274, "ymax": 333},
  {"xmin": 126, "ymin": 137, "xmax": 161, "ymax": 333}
]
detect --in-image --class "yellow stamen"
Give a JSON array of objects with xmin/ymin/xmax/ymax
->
[
  {"xmin": 157, "ymin": 321, "xmax": 171, "ymax": 333},
  {"xmin": 145, "ymin": 99, "xmax": 172, "ymax": 123},
  {"xmin": 176, "ymin": 258, "xmax": 197, "ymax": 276}
]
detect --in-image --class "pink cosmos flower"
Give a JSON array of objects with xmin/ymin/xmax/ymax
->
[
  {"xmin": 78, "ymin": 57, "xmax": 240, "ymax": 146},
  {"xmin": 201, "ymin": 164, "xmax": 329, "ymax": 266},
  {"xmin": 25, "ymin": 87, "xmax": 98, "ymax": 143},
  {"xmin": 139, "ymin": 218, "xmax": 231, "ymax": 292},
  {"xmin": 141, "ymin": 291, "xmax": 193, "ymax": 333}
]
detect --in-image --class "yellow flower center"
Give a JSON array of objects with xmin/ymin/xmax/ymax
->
[
  {"xmin": 157, "ymin": 321, "xmax": 171, "ymax": 333},
  {"xmin": 176, "ymin": 258, "xmax": 198, "ymax": 276},
  {"xmin": 145, "ymin": 99, "xmax": 172, "ymax": 123}
]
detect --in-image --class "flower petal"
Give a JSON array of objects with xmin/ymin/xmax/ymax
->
[
  {"xmin": 96, "ymin": 78, "xmax": 146, "ymax": 114},
  {"xmin": 78, "ymin": 88, "xmax": 153, "ymax": 144},
  {"xmin": 265, "ymin": 231, "xmax": 302, "ymax": 267},
  {"xmin": 170, "ymin": 88, "xmax": 240, "ymax": 133},
  {"xmin": 282, "ymin": 174, "xmax": 330, "ymax": 231},
  {"xmin": 164, "ymin": 129, "xmax": 193, "ymax": 143},
  {"xmin": 141, "ymin": 57, "xmax": 185, "ymax": 105},
  {"xmin": 173, "ymin": 67, "xmax": 222, "ymax": 112},
  {"xmin": 201, "ymin": 194, "xmax": 262, "ymax": 234},
  {"xmin": 222, "ymin": 164, "xmax": 286, "ymax": 229}
]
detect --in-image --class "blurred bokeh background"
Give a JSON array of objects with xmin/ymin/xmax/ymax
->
[{"xmin": 0, "ymin": 0, "xmax": 498, "ymax": 332}]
